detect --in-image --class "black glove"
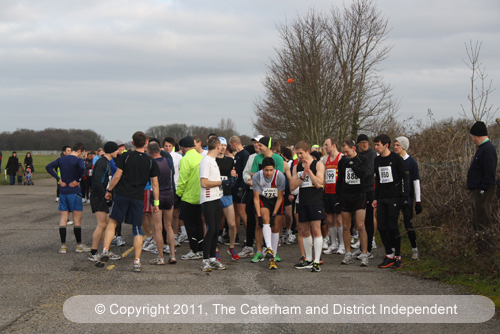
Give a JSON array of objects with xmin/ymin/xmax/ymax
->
[
  {"xmin": 258, "ymin": 216, "xmax": 264, "ymax": 228},
  {"xmin": 270, "ymin": 214, "xmax": 276, "ymax": 227},
  {"xmin": 415, "ymin": 202, "xmax": 422, "ymax": 215},
  {"xmin": 221, "ymin": 179, "xmax": 234, "ymax": 188}
]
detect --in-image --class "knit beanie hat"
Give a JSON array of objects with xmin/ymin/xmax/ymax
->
[
  {"xmin": 470, "ymin": 121, "xmax": 488, "ymax": 136},
  {"xmin": 395, "ymin": 136, "xmax": 409, "ymax": 151}
]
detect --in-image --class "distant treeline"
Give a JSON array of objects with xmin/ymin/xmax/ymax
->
[{"xmin": 0, "ymin": 128, "xmax": 106, "ymax": 151}]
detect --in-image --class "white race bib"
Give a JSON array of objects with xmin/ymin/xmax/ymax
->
[
  {"xmin": 345, "ymin": 168, "xmax": 360, "ymax": 185},
  {"xmin": 262, "ymin": 188, "xmax": 278, "ymax": 199},
  {"xmin": 325, "ymin": 168, "xmax": 336, "ymax": 184},
  {"xmin": 89, "ymin": 169, "xmax": 93, "ymax": 176},
  {"xmin": 298, "ymin": 171, "xmax": 313, "ymax": 187},
  {"xmin": 379, "ymin": 166, "xmax": 394, "ymax": 184}
]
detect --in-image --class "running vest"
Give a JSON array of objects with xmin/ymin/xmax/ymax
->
[
  {"xmin": 296, "ymin": 160, "xmax": 323, "ymax": 206},
  {"xmin": 324, "ymin": 153, "xmax": 341, "ymax": 194},
  {"xmin": 258, "ymin": 169, "xmax": 279, "ymax": 199}
]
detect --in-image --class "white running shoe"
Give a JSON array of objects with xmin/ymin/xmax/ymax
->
[
  {"xmin": 357, "ymin": 251, "xmax": 374, "ymax": 260},
  {"xmin": 82, "ymin": 198, "xmax": 86, "ymax": 203},
  {"xmin": 351, "ymin": 240, "xmax": 360, "ymax": 249},
  {"xmin": 238, "ymin": 246, "xmax": 255, "ymax": 258},
  {"xmin": 322, "ymin": 237, "xmax": 329, "ymax": 250},
  {"xmin": 116, "ymin": 236, "xmax": 126, "ymax": 247},
  {"xmin": 372, "ymin": 239, "xmax": 377, "ymax": 249},
  {"xmin": 286, "ymin": 234, "xmax": 297, "ymax": 244},
  {"xmin": 177, "ymin": 233, "xmax": 188, "ymax": 243},
  {"xmin": 142, "ymin": 237, "xmax": 154, "ymax": 250},
  {"xmin": 108, "ymin": 251, "xmax": 122, "ymax": 260},
  {"xmin": 352, "ymin": 249, "xmax": 362, "ymax": 257},
  {"xmin": 337, "ymin": 247, "xmax": 346, "ymax": 255},
  {"xmin": 323, "ymin": 245, "xmax": 339, "ymax": 254},
  {"xmin": 75, "ymin": 244, "xmax": 91, "ymax": 253},
  {"xmin": 181, "ymin": 250, "xmax": 202, "ymax": 260},
  {"xmin": 55, "ymin": 197, "xmax": 59, "ymax": 202},
  {"xmin": 412, "ymin": 249, "xmax": 419, "ymax": 260},
  {"xmin": 86, "ymin": 199, "xmax": 90, "ymax": 204},
  {"xmin": 67, "ymin": 220, "xmax": 74, "ymax": 226}
]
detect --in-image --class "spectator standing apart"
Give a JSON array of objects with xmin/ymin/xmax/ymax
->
[
  {"xmin": 24, "ymin": 152, "xmax": 34, "ymax": 172},
  {"xmin": 6, "ymin": 152, "xmax": 19, "ymax": 185},
  {"xmin": 394, "ymin": 136, "xmax": 423, "ymax": 260},
  {"xmin": 467, "ymin": 121, "xmax": 498, "ymax": 255},
  {"xmin": 45, "ymin": 143, "xmax": 90, "ymax": 254},
  {"xmin": 98, "ymin": 131, "xmax": 160, "ymax": 272}
]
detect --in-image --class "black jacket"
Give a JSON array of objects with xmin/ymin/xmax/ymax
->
[{"xmin": 467, "ymin": 140, "xmax": 497, "ymax": 191}]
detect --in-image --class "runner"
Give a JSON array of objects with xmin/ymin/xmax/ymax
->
[
  {"xmin": 337, "ymin": 140, "xmax": 370, "ymax": 267},
  {"xmin": 394, "ymin": 136, "xmax": 422, "ymax": 260},
  {"xmin": 321, "ymin": 137, "xmax": 345, "ymax": 255},
  {"xmin": 290, "ymin": 141, "xmax": 325, "ymax": 272},
  {"xmin": 229, "ymin": 135, "xmax": 250, "ymax": 244},
  {"xmin": 372, "ymin": 134, "xmax": 409, "ymax": 269},
  {"xmin": 252, "ymin": 157, "xmax": 286, "ymax": 270},
  {"xmin": 200, "ymin": 137, "xmax": 229, "ymax": 271}
]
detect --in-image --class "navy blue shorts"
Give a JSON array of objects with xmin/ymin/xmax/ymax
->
[
  {"xmin": 297, "ymin": 205, "xmax": 324, "ymax": 223},
  {"xmin": 110, "ymin": 193, "xmax": 143, "ymax": 227},
  {"xmin": 59, "ymin": 193, "xmax": 83, "ymax": 212}
]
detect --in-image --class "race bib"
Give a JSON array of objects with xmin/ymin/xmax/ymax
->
[
  {"xmin": 379, "ymin": 166, "xmax": 394, "ymax": 184},
  {"xmin": 298, "ymin": 171, "xmax": 313, "ymax": 187},
  {"xmin": 325, "ymin": 168, "xmax": 336, "ymax": 184},
  {"xmin": 345, "ymin": 168, "xmax": 360, "ymax": 185},
  {"xmin": 262, "ymin": 188, "xmax": 278, "ymax": 199},
  {"xmin": 88, "ymin": 169, "xmax": 93, "ymax": 176}
]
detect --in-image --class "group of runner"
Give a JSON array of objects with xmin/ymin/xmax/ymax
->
[{"xmin": 47, "ymin": 131, "xmax": 422, "ymax": 273}]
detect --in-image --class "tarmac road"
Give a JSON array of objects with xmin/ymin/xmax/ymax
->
[{"xmin": 0, "ymin": 178, "xmax": 498, "ymax": 333}]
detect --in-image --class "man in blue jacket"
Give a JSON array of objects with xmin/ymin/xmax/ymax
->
[{"xmin": 467, "ymin": 121, "xmax": 498, "ymax": 255}]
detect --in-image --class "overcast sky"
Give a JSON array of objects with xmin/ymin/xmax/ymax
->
[{"xmin": 1, "ymin": 0, "xmax": 499, "ymax": 142}]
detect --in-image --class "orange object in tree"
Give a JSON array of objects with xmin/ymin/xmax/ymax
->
[{"xmin": 287, "ymin": 78, "xmax": 294, "ymax": 83}]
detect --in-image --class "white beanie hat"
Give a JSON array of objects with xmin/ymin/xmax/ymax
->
[{"xmin": 395, "ymin": 136, "xmax": 409, "ymax": 151}]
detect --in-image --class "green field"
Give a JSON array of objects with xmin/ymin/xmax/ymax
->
[{"xmin": 1, "ymin": 151, "xmax": 57, "ymax": 185}]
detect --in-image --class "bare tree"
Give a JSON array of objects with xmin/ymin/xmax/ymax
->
[
  {"xmin": 253, "ymin": 0, "xmax": 398, "ymax": 145},
  {"xmin": 460, "ymin": 40, "xmax": 499, "ymax": 124}
]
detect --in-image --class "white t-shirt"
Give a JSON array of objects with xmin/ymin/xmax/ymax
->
[
  {"xmin": 199, "ymin": 155, "xmax": 222, "ymax": 204},
  {"xmin": 171, "ymin": 151, "xmax": 182, "ymax": 187}
]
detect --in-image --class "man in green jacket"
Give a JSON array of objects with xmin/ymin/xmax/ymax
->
[{"xmin": 176, "ymin": 136, "xmax": 204, "ymax": 260}]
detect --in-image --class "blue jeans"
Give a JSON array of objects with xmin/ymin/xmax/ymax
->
[{"xmin": 9, "ymin": 175, "xmax": 15, "ymax": 185}]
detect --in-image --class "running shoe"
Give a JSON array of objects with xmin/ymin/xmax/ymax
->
[
  {"xmin": 201, "ymin": 261, "xmax": 212, "ymax": 272},
  {"xmin": 181, "ymin": 250, "xmax": 201, "ymax": 260},
  {"xmin": 111, "ymin": 236, "xmax": 117, "ymax": 245},
  {"xmin": 143, "ymin": 240, "xmax": 157, "ymax": 252},
  {"xmin": 352, "ymin": 249, "xmax": 362, "ymax": 257},
  {"xmin": 58, "ymin": 245, "xmax": 67, "ymax": 254},
  {"xmin": 275, "ymin": 253, "xmax": 281, "ymax": 262},
  {"xmin": 351, "ymin": 240, "xmax": 360, "ymax": 249},
  {"xmin": 294, "ymin": 260, "xmax": 313, "ymax": 269},
  {"xmin": 269, "ymin": 259, "xmax": 278, "ymax": 270},
  {"xmin": 177, "ymin": 233, "xmax": 188, "ymax": 243},
  {"xmin": 391, "ymin": 258, "xmax": 402, "ymax": 269},
  {"xmin": 359, "ymin": 254, "xmax": 369, "ymax": 267},
  {"xmin": 378, "ymin": 256, "xmax": 396, "ymax": 268},
  {"xmin": 164, "ymin": 245, "xmax": 171, "ymax": 254},
  {"xmin": 86, "ymin": 199, "xmax": 90, "ymax": 204},
  {"xmin": 280, "ymin": 230, "xmax": 289, "ymax": 244},
  {"xmin": 323, "ymin": 245, "xmax": 338, "ymax": 254},
  {"xmin": 336, "ymin": 247, "xmax": 346, "ymax": 255},
  {"xmin": 82, "ymin": 198, "xmax": 86, "ymax": 203},
  {"xmin": 341, "ymin": 253, "xmax": 354, "ymax": 265},
  {"xmin": 238, "ymin": 246, "xmax": 255, "ymax": 258},
  {"xmin": 411, "ymin": 249, "xmax": 419, "ymax": 260},
  {"xmin": 210, "ymin": 260, "xmax": 228, "ymax": 270},
  {"xmin": 150, "ymin": 257, "xmax": 165, "ymax": 265},
  {"xmin": 311, "ymin": 262, "xmax": 321, "ymax": 272},
  {"xmin": 133, "ymin": 262, "xmax": 143, "ymax": 272},
  {"xmin": 75, "ymin": 244, "xmax": 91, "ymax": 253},
  {"xmin": 217, "ymin": 235, "xmax": 224, "ymax": 245},
  {"xmin": 286, "ymin": 234, "xmax": 297, "ymax": 244},
  {"xmin": 298, "ymin": 255, "xmax": 306, "ymax": 264},
  {"xmin": 319, "ymin": 257, "xmax": 323, "ymax": 265},
  {"xmin": 357, "ymin": 252, "xmax": 373, "ymax": 260},
  {"xmin": 67, "ymin": 220, "xmax": 74, "ymax": 226},
  {"xmin": 216, "ymin": 251, "xmax": 221, "ymax": 262},
  {"xmin": 265, "ymin": 248, "xmax": 274, "ymax": 259},
  {"xmin": 109, "ymin": 251, "xmax": 121, "ymax": 261},
  {"xmin": 251, "ymin": 252, "xmax": 264, "ymax": 263},
  {"xmin": 55, "ymin": 197, "xmax": 59, "ymax": 202},
  {"xmin": 228, "ymin": 248, "xmax": 240, "ymax": 261},
  {"xmin": 99, "ymin": 249, "xmax": 110, "ymax": 262},
  {"xmin": 322, "ymin": 237, "xmax": 329, "ymax": 250},
  {"xmin": 174, "ymin": 239, "xmax": 181, "ymax": 247},
  {"xmin": 142, "ymin": 237, "xmax": 154, "ymax": 250},
  {"xmin": 372, "ymin": 238, "xmax": 377, "ymax": 249},
  {"xmin": 87, "ymin": 253, "xmax": 100, "ymax": 262},
  {"xmin": 168, "ymin": 256, "xmax": 177, "ymax": 264},
  {"xmin": 352, "ymin": 231, "xmax": 359, "ymax": 239},
  {"xmin": 116, "ymin": 236, "xmax": 126, "ymax": 247}
]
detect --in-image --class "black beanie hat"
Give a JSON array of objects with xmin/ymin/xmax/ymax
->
[
  {"xmin": 104, "ymin": 141, "xmax": 118, "ymax": 154},
  {"xmin": 356, "ymin": 134, "xmax": 369, "ymax": 144},
  {"xmin": 470, "ymin": 121, "xmax": 488, "ymax": 136}
]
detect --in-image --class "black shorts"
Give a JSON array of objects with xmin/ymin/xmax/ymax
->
[
  {"xmin": 284, "ymin": 188, "xmax": 292, "ymax": 206},
  {"xmin": 233, "ymin": 187, "xmax": 249, "ymax": 204},
  {"xmin": 173, "ymin": 193, "xmax": 181, "ymax": 209},
  {"xmin": 324, "ymin": 193, "xmax": 340, "ymax": 214},
  {"xmin": 90, "ymin": 196, "xmax": 109, "ymax": 214},
  {"xmin": 258, "ymin": 196, "xmax": 284, "ymax": 215},
  {"xmin": 340, "ymin": 192, "xmax": 366, "ymax": 213},
  {"xmin": 151, "ymin": 189, "xmax": 174, "ymax": 210},
  {"xmin": 297, "ymin": 205, "xmax": 324, "ymax": 223},
  {"xmin": 110, "ymin": 193, "xmax": 143, "ymax": 227}
]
